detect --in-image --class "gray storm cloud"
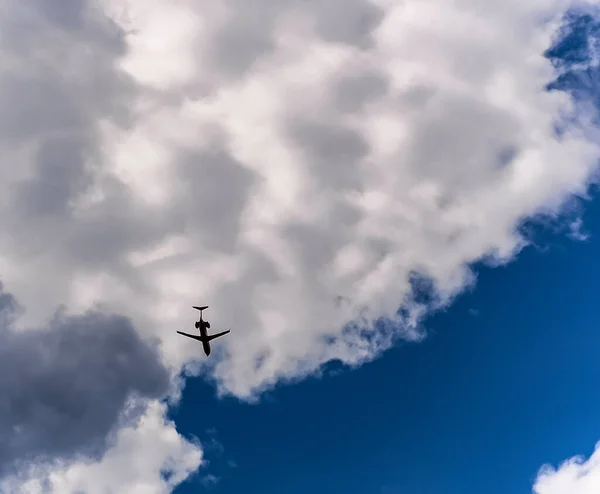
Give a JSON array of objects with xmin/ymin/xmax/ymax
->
[{"xmin": 0, "ymin": 283, "xmax": 170, "ymax": 474}]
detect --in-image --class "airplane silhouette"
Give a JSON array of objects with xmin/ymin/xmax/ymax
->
[{"xmin": 177, "ymin": 306, "xmax": 230, "ymax": 356}]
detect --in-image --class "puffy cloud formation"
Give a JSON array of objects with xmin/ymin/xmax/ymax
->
[
  {"xmin": 1, "ymin": 0, "xmax": 599, "ymax": 402},
  {"xmin": 533, "ymin": 443, "xmax": 600, "ymax": 494}
]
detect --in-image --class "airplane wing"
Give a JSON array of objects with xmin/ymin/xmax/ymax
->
[
  {"xmin": 176, "ymin": 331, "xmax": 204, "ymax": 342},
  {"xmin": 206, "ymin": 330, "xmax": 230, "ymax": 342}
]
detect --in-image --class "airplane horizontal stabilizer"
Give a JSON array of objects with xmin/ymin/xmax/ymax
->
[
  {"xmin": 206, "ymin": 330, "xmax": 230, "ymax": 342},
  {"xmin": 192, "ymin": 305, "xmax": 209, "ymax": 311}
]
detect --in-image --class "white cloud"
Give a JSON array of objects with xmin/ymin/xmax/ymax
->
[
  {"xmin": 0, "ymin": 401, "xmax": 203, "ymax": 494},
  {"xmin": 533, "ymin": 442, "xmax": 600, "ymax": 494},
  {"xmin": 1, "ymin": 0, "xmax": 599, "ymax": 399},
  {"xmin": 2, "ymin": 0, "xmax": 600, "ymax": 489}
]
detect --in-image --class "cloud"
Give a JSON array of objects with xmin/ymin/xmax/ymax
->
[
  {"xmin": 0, "ymin": 281, "xmax": 202, "ymax": 490},
  {"xmin": 568, "ymin": 217, "xmax": 590, "ymax": 240},
  {"xmin": 201, "ymin": 473, "xmax": 221, "ymax": 488},
  {"xmin": 0, "ymin": 401, "xmax": 203, "ymax": 494},
  {"xmin": 0, "ymin": 282, "xmax": 169, "ymax": 473},
  {"xmin": 1, "ymin": 0, "xmax": 600, "ymax": 408},
  {"xmin": 533, "ymin": 442, "xmax": 600, "ymax": 494}
]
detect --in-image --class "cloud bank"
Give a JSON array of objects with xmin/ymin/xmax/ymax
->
[
  {"xmin": 41, "ymin": 0, "xmax": 600, "ymax": 398},
  {"xmin": 1, "ymin": 0, "xmax": 599, "ymax": 399}
]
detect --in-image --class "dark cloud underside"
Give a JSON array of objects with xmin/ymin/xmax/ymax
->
[{"xmin": 0, "ymin": 283, "xmax": 170, "ymax": 474}]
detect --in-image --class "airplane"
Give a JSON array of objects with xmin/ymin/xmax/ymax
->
[{"xmin": 176, "ymin": 306, "xmax": 230, "ymax": 356}]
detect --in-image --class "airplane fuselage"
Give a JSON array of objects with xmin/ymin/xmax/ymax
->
[{"xmin": 198, "ymin": 320, "xmax": 211, "ymax": 356}]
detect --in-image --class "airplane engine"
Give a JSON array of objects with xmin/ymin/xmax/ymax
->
[
  {"xmin": 195, "ymin": 321, "xmax": 200, "ymax": 328},
  {"xmin": 205, "ymin": 322, "xmax": 211, "ymax": 328}
]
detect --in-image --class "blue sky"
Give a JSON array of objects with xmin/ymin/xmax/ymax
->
[{"xmin": 3, "ymin": 2, "xmax": 600, "ymax": 493}]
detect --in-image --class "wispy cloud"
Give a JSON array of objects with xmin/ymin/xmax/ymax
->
[
  {"xmin": 568, "ymin": 217, "xmax": 591, "ymax": 240},
  {"xmin": 201, "ymin": 473, "xmax": 221, "ymax": 488}
]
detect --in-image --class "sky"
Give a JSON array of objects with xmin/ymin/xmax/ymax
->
[{"xmin": 1, "ymin": 0, "xmax": 600, "ymax": 493}]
